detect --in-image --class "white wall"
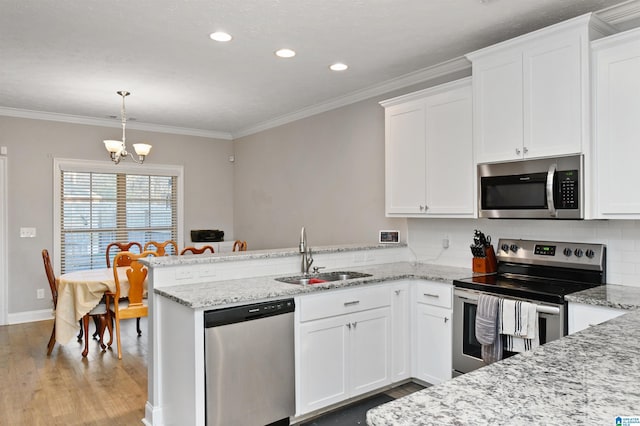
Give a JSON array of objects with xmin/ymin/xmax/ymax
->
[
  {"xmin": 232, "ymin": 71, "xmax": 470, "ymax": 250},
  {"xmin": 0, "ymin": 116, "xmax": 234, "ymax": 319},
  {"xmin": 407, "ymin": 218, "xmax": 640, "ymax": 287}
]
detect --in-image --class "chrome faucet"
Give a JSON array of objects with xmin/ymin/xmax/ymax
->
[{"xmin": 299, "ymin": 226, "xmax": 314, "ymax": 274}]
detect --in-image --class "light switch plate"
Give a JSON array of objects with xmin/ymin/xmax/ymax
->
[{"xmin": 20, "ymin": 227, "xmax": 36, "ymax": 238}]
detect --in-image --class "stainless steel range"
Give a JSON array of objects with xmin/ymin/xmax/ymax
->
[{"xmin": 452, "ymin": 238, "xmax": 606, "ymax": 376}]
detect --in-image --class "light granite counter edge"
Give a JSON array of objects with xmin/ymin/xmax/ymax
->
[
  {"xmin": 142, "ymin": 243, "xmax": 407, "ymax": 267},
  {"xmin": 565, "ymin": 284, "xmax": 640, "ymax": 310},
  {"xmin": 154, "ymin": 263, "xmax": 472, "ymax": 309}
]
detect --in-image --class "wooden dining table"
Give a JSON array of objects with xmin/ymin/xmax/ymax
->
[{"xmin": 55, "ymin": 266, "xmax": 144, "ymax": 356}]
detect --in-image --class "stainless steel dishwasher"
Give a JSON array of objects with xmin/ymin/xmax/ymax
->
[{"xmin": 204, "ymin": 298, "xmax": 295, "ymax": 426}]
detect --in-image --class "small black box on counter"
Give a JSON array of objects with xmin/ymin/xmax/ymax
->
[{"xmin": 191, "ymin": 229, "xmax": 224, "ymax": 242}]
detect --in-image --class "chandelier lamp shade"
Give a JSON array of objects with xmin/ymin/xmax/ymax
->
[{"xmin": 103, "ymin": 91, "xmax": 152, "ymax": 164}]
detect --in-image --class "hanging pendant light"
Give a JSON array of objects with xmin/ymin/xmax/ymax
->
[{"xmin": 103, "ymin": 91, "xmax": 151, "ymax": 164}]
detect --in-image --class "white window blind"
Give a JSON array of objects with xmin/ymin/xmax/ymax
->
[{"xmin": 59, "ymin": 169, "xmax": 178, "ymax": 273}]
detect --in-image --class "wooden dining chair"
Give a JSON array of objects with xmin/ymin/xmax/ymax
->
[
  {"xmin": 106, "ymin": 241, "xmax": 142, "ymax": 268},
  {"xmin": 105, "ymin": 250, "xmax": 156, "ymax": 359},
  {"xmin": 180, "ymin": 245, "xmax": 215, "ymax": 255},
  {"xmin": 43, "ymin": 249, "xmax": 108, "ymax": 357},
  {"xmin": 144, "ymin": 240, "xmax": 178, "ymax": 256},
  {"xmin": 233, "ymin": 240, "xmax": 247, "ymax": 252},
  {"xmin": 112, "ymin": 249, "xmax": 146, "ymax": 336}
]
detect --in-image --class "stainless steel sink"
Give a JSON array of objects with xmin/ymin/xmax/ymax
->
[{"xmin": 275, "ymin": 271, "xmax": 372, "ymax": 285}]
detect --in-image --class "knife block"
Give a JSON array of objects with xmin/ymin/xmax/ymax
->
[{"xmin": 472, "ymin": 245, "xmax": 497, "ymax": 273}]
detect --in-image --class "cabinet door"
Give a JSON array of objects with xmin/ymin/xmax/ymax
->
[
  {"xmin": 472, "ymin": 51, "xmax": 523, "ymax": 163},
  {"xmin": 385, "ymin": 101, "xmax": 427, "ymax": 215},
  {"xmin": 424, "ymin": 83, "xmax": 474, "ymax": 216},
  {"xmin": 594, "ymin": 34, "xmax": 640, "ymax": 217},
  {"xmin": 523, "ymin": 34, "xmax": 582, "ymax": 158},
  {"xmin": 568, "ymin": 302, "xmax": 625, "ymax": 335},
  {"xmin": 390, "ymin": 283, "xmax": 411, "ymax": 382},
  {"xmin": 297, "ymin": 315, "xmax": 349, "ymax": 413},
  {"xmin": 414, "ymin": 304, "xmax": 452, "ymax": 385},
  {"xmin": 349, "ymin": 307, "xmax": 391, "ymax": 397}
]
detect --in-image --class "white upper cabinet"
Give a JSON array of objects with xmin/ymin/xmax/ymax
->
[
  {"xmin": 592, "ymin": 28, "xmax": 640, "ymax": 218},
  {"xmin": 381, "ymin": 78, "xmax": 474, "ymax": 218},
  {"xmin": 467, "ymin": 13, "xmax": 616, "ymax": 164}
]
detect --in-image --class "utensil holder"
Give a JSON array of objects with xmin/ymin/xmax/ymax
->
[{"xmin": 472, "ymin": 245, "xmax": 497, "ymax": 273}]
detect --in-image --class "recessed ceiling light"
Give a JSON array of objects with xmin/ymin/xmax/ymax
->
[
  {"xmin": 210, "ymin": 32, "xmax": 232, "ymax": 42},
  {"xmin": 275, "ymin": 48, "xmax": 296, "ymax": 58},
  {"xmin": 329, "ymin": 63, "xmax": 348, "ymax": 71}
]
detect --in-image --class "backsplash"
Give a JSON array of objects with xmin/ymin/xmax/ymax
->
[{"xmin": 407, "ymin": 218, "xmax": 640, "ymax": 287}]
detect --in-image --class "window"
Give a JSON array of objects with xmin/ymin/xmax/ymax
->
[{"xmin": 54, "ymin": 159, "xmax": 183, "ymax": 274}]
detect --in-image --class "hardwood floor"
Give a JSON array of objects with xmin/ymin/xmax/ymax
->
[{"xmin": 0, "ymin": 318, "xmax": 148, "ymax": 425}]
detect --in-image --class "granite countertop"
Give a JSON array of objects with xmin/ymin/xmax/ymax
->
[
  {"xmin": 565, "ymin": 284, "xmax": 640, "ymax": 310},
  {"xmin": 367, "ymin": 308, "xmax": 640, "ymax": 426},
  {"xmin": 143, "ymin": 243, "xmax": 407, "ymax": 267},
  {"xmin": 154, "ymin": 262, "xmax": 472, "ymax": 309}
]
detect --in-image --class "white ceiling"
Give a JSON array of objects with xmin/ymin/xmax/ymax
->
[{"xmin": 0, "ymin": 0, "xmax": 635, "ymax": 139}]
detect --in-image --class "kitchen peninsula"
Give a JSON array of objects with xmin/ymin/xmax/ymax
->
[{"xmin": 143, "ymin": 243, "xmax": 468, "ymax": 426}]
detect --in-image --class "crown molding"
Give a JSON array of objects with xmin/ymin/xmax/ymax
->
[
  {"xmin": 3, "ymin": 1, "xmax": 638, "ymax": 142},
  {"xmin": 232, "ymin": 56, "xmax": 471, "ymax": 139},
  {"xmin": 596, "ymin": 0, "xmax": 640, "ymax": 25},
  {"xmin": 0, "ymin": 107, "xmax": 233, "ymax": 140}
]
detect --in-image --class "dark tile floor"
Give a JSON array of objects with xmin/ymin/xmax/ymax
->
[{"xmin": 299, "ymin": 382, "xmax": 427, "ymax": 426}]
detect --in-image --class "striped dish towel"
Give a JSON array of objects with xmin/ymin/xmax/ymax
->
[
  {"xmin": 475, "ymin": 294, "xmax": 502, "ymax": 364},
  {"xmin": 499, "ymin": 299, "xmax": 529, "ymax": 337},
  {"xmin": 504, "ymin": 302, "xmax": 539, "ymax": 352}
]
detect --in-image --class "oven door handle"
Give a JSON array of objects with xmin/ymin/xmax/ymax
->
[
  {"xmin": 546, "ymin": 163, "xmax": 557, "ymax": 218},
  {"xmin": 455, "ymin": 289, "xmax": 560, "ymax": 315}
]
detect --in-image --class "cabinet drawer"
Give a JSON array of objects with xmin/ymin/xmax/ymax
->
[
  {"xmin": 299, "ymin": 285, "xmax": 390, "ymax": 322},
  {"xmin": 415, "ymin": 281, "xmax": 452, "ymax": 309}
]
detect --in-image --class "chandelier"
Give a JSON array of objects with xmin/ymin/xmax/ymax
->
[{"xmin": 103, "ymin": 91, "xmax": 151, "ymax": 164}]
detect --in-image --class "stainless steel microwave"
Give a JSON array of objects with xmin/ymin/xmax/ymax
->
[{"xmin": 478, "ymin": 154, "xmax": 583, "ymax": 219}]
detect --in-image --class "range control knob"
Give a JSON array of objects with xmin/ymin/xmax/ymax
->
[
  {"xmin": 574, "ymin": 248, "xmax": 584, "ymax": 258},
  {"xmin": 563, "ymin": 248, "xmax": 573, "ymax": 257},
  {"xmin": 585, "ymin": 249, "xmax": 595, "ymax": 259},
  {"xmin": 509, "ymin": 244, "xmax": 519, "ymax": 253},
  {"xmin": 501, "ymin": 244, "xmax": 510, "ymax": 253}
]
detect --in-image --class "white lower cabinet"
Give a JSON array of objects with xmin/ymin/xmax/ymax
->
[
  {"xmin": 296, "ymin": 286, "xmax": 391, "ymax": 415},
  {"xmin": 414, "ymin": 304, "xmax": 452, "ymax": 385},
  {"xmin": 390, "ymin": 282, "xmax": 411, "ymax": 382},
  {"xmin": 568, "ymin": 302, "xmax": 624, "ymax": 334},
  {"xmin": 413, "ymin": 281, "xmax": 453, "ymax": 385},
  {"xmin": 296, "ymin": 280, "xmax": 454, "ymax": 416}
]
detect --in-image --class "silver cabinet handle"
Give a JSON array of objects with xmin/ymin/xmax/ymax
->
[
  {"xmin": 346, "ymin": 323, "xmax": 351, "ymax": 329},
  {"xmin": 515, "ymin": 148, "xmax": 521, "ymax": 155},
  {"xmin": 523, "ymin": 146, "xmax": 528, "ymax": 154},
  {"xmin": 344, "ymin": 301, "xmax": 360, "ymax": 307},
  {"xmin": 423, "ymin": 293, "xmax": 440, "ymax": 298},
  {"xmin": 352, "ymin": 322, "xmax": 357, "ymax": 328},
  {"xmin": 444, "ymin": 317, "xmax": 449, "ymax": 323},
  {"xmin": 395, "ymin": 289, "xmax": 401, "ymax": 295}
]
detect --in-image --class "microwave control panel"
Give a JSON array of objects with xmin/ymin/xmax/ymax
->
[{"xmin": 558, "ymin": 170, "xmax": 578, "ymax": 209}]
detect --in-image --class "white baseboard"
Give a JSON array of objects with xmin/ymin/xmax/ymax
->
[
  {"xmin": 7, "ymin": 309, "xmax": 53, "ymax": 325},
  {"xmin": 144, "ymin": 401, "xmax": 163, "ymax": 426}
]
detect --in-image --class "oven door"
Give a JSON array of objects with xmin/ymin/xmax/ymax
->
[{"xmin": 452, "ymin": 288, "xmax": 564, "ymax": 376}]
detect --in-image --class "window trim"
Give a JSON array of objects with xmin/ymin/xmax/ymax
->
[{"xmin": 53, "ymin": 158, "xmax": 184, "ymax": 274}]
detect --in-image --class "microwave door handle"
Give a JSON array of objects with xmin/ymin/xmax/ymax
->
[{"xmin": 546, "ymin": 163, "xmax": 557, "ymax": 217}]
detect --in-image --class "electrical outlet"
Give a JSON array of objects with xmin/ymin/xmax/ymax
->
[
  {"xmin": 37, "ymin": 288, "xmax": 45, "ymax": 299},
  {"xmin": 175, "ymin": 269, "xmax": 195, "ymax": 280},
  {"xmin": 20, "ymin": 227, "xmax": 36, "ymax": 238},
  {"xmin": 442, "ymin": 237, "xmax": 450, "ymax": 249}
]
